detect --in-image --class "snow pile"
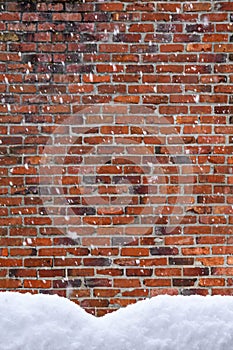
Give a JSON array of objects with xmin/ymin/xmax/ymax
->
[{"xmin": 1, "ymin": 292, "xmax": 233, "ymax": 350}]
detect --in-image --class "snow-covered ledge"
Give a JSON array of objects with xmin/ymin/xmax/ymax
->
[{"xmin": 1, "ymin": 292, "xmax": 233, "ymax": 350}]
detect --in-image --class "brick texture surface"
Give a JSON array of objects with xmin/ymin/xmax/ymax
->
[{"xmin": 0, "ymin": 0, "xmax": 233, "ymax": 315}]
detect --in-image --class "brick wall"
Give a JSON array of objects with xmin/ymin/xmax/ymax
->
[{"xmin": 1, "ymin": 0, "xmax": 233, "ymax": 316}]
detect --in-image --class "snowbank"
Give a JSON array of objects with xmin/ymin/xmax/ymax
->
[{"xmin": 1, "ymin": 292, "xmax": 233, "ymax": 350}]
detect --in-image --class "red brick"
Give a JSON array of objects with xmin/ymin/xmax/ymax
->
[
  {"xmin": 114, "ymin": 279, "xmax": 141, "ymax": 288},
  {"xmin": 199, "ymin": 278, "xmax": 225, "ymax": 287},
  {"xmin": 183, "ymin": 3, "xmax": 211, "ymax": 12},
  {"xmin": 52, "ymin": 13, "xmax": 81, "ymax": 21},
  {"xmin": 215, "ymin": 44, "xmax": 233, "ymax": 52},
  {"xmin": 98, "ymin": 3, "xmax": 124, "ymax": 11},
  {"xmin": 129, "ymin": 24, "xmax": 154, "ymax": 33},
  {"xmin": 197, "ymin": 257, "xmax": 224, "ymax": 266},
  {"xmin": 121, "ymin": 248, "xmax": 149, "ymax": 257},
  {"xmin": 187, "ymin": 44, "xmax": 212, "ymax": 52},
  {"xmin": 182, "ymin": 247, "xmax": 210, "ymax": 255},
  {"xmin": 150, "ymin": 289, "xmax": 179, "ymax": 296},
  {"xmin": 157, "ymin": 3, "xmax": 181, "ymax": 12}
]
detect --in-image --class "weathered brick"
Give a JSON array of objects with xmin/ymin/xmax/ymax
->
[{"xmin": 150, "ymin": 247, "xmax": 179, "ymax": 256}]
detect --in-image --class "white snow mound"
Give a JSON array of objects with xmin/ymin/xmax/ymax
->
[{"xmin": 1, "ymin": 292, "xmax": 233, "ymax": 350}]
